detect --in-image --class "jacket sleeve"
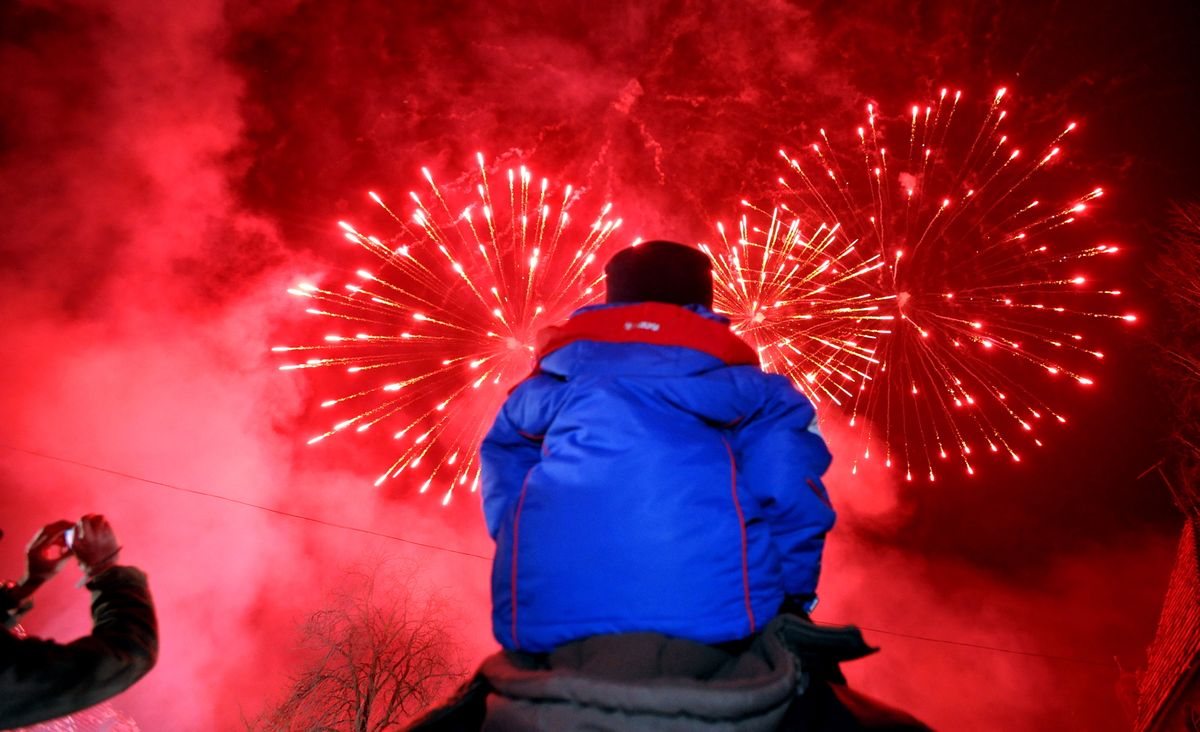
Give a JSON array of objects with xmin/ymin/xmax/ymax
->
[
  {"xmin": 0, "ymin": 565, "xmax": 158, "ymax": 728},
  {"xmin": 732, "ymin": 372, "xmax": 835, "ymax": 598},
  {"xmin": 480, "ymin": 375, "xmax": 558, "ymax": 540}
]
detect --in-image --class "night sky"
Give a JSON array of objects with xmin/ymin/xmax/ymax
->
[{"xmin": 1, "ymin": 1, "xmax": 1197, "ymax": 729}]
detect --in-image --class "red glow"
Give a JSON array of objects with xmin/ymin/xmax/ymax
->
[
  {"xmin": 0, "ymin": 5, "xmax": 1166, "ymax": 731},
  {"xmin": 759, "ymin": 86, "xmax": 1129, "ymax": 481}
]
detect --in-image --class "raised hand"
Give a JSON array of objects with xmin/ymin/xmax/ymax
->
[
  {"xmin": 72, "ymin": 515, "xmax": 122, "ymax": 580},
  {"xmin": 23, "ymin": 520, "xmax": 75, "ymax": 586}
]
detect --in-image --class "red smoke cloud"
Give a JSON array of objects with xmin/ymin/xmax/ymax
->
[
  {"xmin": 2, "ymin": 1, "xmax": 1194, "ymax": 729},
  {"xmin": 0, "ymin": 1, "xmax": 489, "ymax": 727}
]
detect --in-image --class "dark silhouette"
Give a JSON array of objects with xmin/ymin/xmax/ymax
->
[{"xmin": 0, "ymin": 515, "xmax": 158, "ymax": 728}]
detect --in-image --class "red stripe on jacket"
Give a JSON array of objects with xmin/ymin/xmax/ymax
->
[
  {"xmin": 721, "ymin": 436, "xmax": 756, "ymax": 635},
  {"xmin": 510, "ymin": 468, "xmax": 535, "ymax": 649}
]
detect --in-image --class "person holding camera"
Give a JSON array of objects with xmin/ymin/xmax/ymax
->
[{"xmin": 0, "ymin": 514, "xmax": 158, "ymax": 728}]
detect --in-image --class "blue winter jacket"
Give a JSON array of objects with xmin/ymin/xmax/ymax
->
[{"xmin": 481, "ymin": 302, "xmax": 835, "ymax": 652}]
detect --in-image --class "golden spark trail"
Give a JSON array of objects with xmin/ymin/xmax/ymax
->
[
  {"xmin": 276, "ymin": 156, "xmax": 626, "ymax": 503},
  {"xmin": 734, "ymin": 86, "xmax": 1135, "ymax": 481}
]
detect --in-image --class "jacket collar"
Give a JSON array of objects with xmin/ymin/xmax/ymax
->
[{"xmin": 535, "ymin": 302, "xmax": 759, "ymax": 367}]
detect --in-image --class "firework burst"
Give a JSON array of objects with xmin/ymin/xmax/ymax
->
[
  {"xmin": 762, "ymin": 87, "xmax": 1134, "ymax": 481},
  {"xmin": 700, "ymin": 206, "xmax": 893, "ymax": 407},
  {"xmin": 274, "ymin": 155, "xmax": 625, "ymax": 503}
]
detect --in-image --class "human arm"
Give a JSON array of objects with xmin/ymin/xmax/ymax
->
[
  {"xmin": 0, "ymin": 565, "xmax": 158, "ymax": 728},
  {"xmin": 2, "ymin": 521, "xmax": 75, "ymax": 622},
  {"xmin": 479, "ymin": 375, "xmax": 560, "ymax": 540},
  {"xmin": 732, "ymin": 372, "xmax": 836, "ymax": 599},
  {"xmin": 0, "ymin": 514, "xmax": 157, "ymax": 728}
]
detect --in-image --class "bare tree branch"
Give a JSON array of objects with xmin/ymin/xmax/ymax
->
[{"xmin": 249, "ymin": 563, "xmax": 466, "ymax": 731}]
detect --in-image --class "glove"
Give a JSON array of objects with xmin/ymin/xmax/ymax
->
[
  {"xmin": 72, "ymin": 514, "xmax": 122, "ymax": 580},
  {"xmin": 779, "ymin": 593, "xmax": 818, "ymax": 619}
]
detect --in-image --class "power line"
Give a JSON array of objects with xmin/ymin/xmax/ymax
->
[
  {"xmin": 1, "ymin": 442, "xmax": 1117, "ymax": 669},
  {"xmin": 816, "ymin": 622, "xmax": 1113, "ymax": 668},
  {"xmin": 0, "ymin": 443, "xmax": 491, "ymax": 561}
]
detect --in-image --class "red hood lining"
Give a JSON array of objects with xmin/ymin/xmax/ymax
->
[{"xmin": 535, "ymin": 303, "xmax": 759, "ymax": 367}]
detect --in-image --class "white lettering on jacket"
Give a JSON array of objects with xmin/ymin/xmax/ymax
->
[{"xmin": 623, "ymin": 321, "xmax": 661, "ymax": 332}]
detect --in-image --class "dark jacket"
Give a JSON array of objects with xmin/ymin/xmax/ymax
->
[
  {"xmin": 482, "ymin": 302, "xmax": 835, "ymax": 652},
  {"xmin": 0, "ymin": 566, "xmax": 158, "ymax": 728},
  {"xmin": 407, "ymin": 615, "xmax": 932, "ymax": 731}
]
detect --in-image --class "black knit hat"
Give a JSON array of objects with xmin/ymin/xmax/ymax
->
[{"xmin": 603, "ymin": 240, "xmax": 713, "ymax": 309}]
